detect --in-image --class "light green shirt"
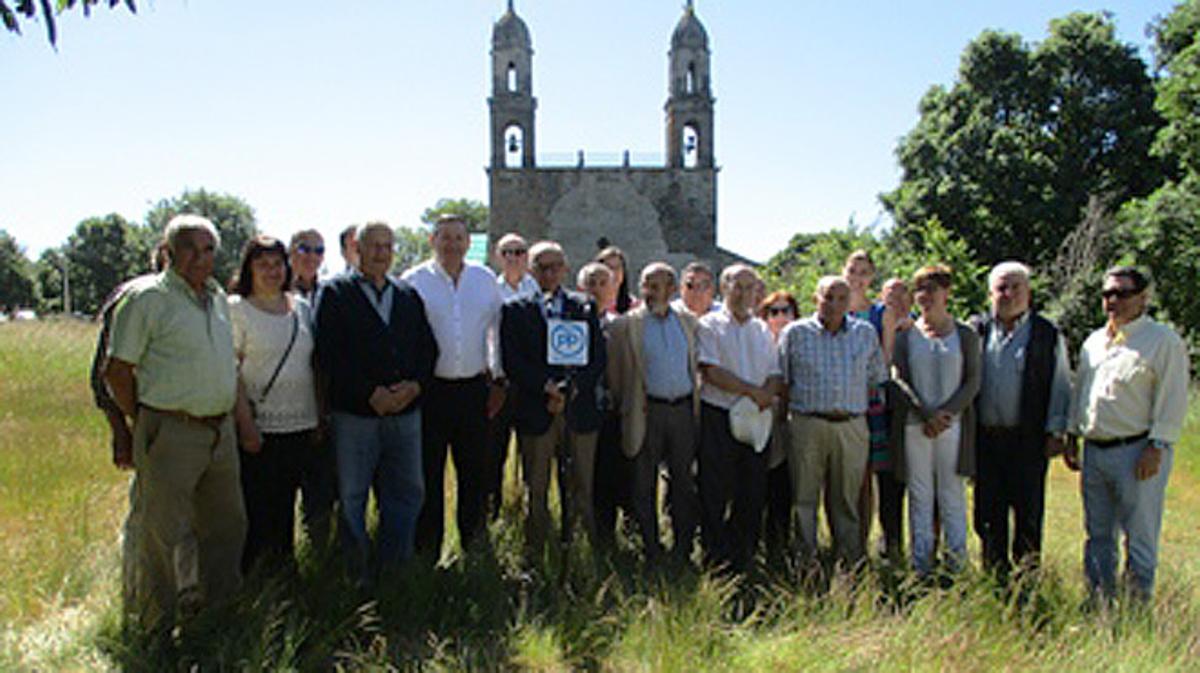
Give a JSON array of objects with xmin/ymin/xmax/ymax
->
[{"xmin": 108, "ymin": 269, "xmax": 238, "ymax": 417}]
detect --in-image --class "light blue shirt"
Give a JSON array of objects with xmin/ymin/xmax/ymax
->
[
  {"xmin": 642, "ymin": 309, "xmax": 693, "ymax": 400},
  {"xmin": 354, "ymin": 271, "xmax": 395, "ymax": 326},
  {"xmin": 904, "ymin": 327, "xmax": 963, "ymax": 424},
  {"xmin": 780, "ymin": 314, "xmax": 886, "ymax": 415},
  {"xmin": 978, "ymin": 312, "xmax": 1072, "ymax": 432}
]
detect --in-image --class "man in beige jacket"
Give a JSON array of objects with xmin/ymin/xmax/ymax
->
[{"xmin": 607, "ymin": 262, "xmax": 701, "ymax": 564}]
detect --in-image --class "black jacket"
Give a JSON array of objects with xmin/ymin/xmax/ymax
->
[
  {"xmin": 501, "ymin": 288, "xmax": 606, "ymax": 436},
  {"xmin": 315, "ymin": 273, "xmax": 437, "ymax": 417}
]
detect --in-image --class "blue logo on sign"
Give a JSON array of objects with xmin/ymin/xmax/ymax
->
[{"xmin": 551, "ymin": 323, "xmax": 586, "ymax": 358}]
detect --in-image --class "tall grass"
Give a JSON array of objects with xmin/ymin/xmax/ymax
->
[{"xmin": 1, "ymin": 320, "xmax": 1198, "ymax": 670}]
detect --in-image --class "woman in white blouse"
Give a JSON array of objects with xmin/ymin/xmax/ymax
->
[
  {"xmin": 230, "ymin": 235, "xmax": 320, "ymax": 573},
  {"xmin": 890, "ymin": 264, "xmax": 980, "ymax": 577}
]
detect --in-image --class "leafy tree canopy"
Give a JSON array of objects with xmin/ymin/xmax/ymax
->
[
  {"xmin": 420, "ymin": 198, "xmax": 488, "ymax": 233},
  {"xmin": 0, "ymin": 230, "xmax": 36, "ymax": 310},
  {"xmin": 882, "ymin": 12, "xmax": 1164, "ymax": 269}
]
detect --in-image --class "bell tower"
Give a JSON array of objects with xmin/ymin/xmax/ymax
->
[
  {"xmin": 665, "ymin": 1, "xmax": 714, "ymax": 169},
  {"xmin": 490, "ymin": 1, "xmax": 536, "ymax": 169}
]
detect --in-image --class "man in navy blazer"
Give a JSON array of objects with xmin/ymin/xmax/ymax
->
[{"xmin": 501, "ymin": 241, "xmax": 605, "ymax": 553}]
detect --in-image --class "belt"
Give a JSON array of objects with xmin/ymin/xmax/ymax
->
[
  {"xmin": 647, "ymin": 394, "xmax": 691, "ymax": 407},
  {"xmin": 803, "ymin": 411, "xmax": 859, "ymax": 423},
  {"xmin": 140, "ymin": 404, "xmax": 228, "ymax": 428},
  {"xmin": 1087, "ymin": 431, "xmax": 1149, "ymax": 449}
]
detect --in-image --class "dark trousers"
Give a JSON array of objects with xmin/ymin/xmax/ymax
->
[
  {"xmin": 298, "ymin": 429, "xmax": 337, "ymax": 553},
  {"xmin": 633, "ymin": 400, "xmax": 699, "ymax": 561},
  {"xmin": 415, "ymin": 377, "xmax": 490, "ymax": 558},
  {"xmin": 764, "ymin": 463, "xmax": 792, "ymax": 559},
  {"xmin": 594, "ymin": 411, "xmax": 632, "ymax": 549},
  {"xmin": 975, "ymin": 429, "xmax": 1049, "ymax": 576},
  {"xmin": 875, "ymin": 468, "xmax": 906, "ymax": 560},
  {"xmin": 484, "ymin": 389, "xmax": 519, "ymax": 519},
  {"xmin": 240, "ymin": 430, "xmax": 314, "ymax": 573},
  {"xmin": 699, "ymin": 403, "xmax": 767, "ymax": 571}
]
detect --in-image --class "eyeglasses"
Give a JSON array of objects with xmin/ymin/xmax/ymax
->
[
  {"xmin": 1101, "ymin": 287, "xmax": 1140, "ymax": 300},
  {"xmin": 500, "ymin": 248, "xmax": 527, "ymax": 258},
  {"xmin": 767, "ymin": 306, "xmax": 793, "ymax": 316},
  {"xmin": 297, "ymin": 243, "xmax": 325, "ymax": 255}
]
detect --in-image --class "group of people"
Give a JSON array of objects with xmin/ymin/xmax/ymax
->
[{"xmin": 94, "ymin": 213, "xmax": 1188, "ymax": 633}]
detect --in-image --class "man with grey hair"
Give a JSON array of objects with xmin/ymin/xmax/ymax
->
[
  {"xmin": 696, "ymin": 263, "xmax": 782, "ymax": 571},
  {"xmin": 1065, "ymin": 266, "xmax": 1188, "ymax": 601},
  {"xmin": 971, "ymin": 261, "xmax": 1072, "ymax": 580},
  {"xmin": 104, "ymin": 214, "xmax": 246, "ymax": 629},
  {"xmin": 673, "ymin": 260, "xmax": 722, "ymax": 317},
  {"xmin": 780, "ymin": 274, "xmax": 886, "ymax": 568},
  {"xmin": 501, "ymin": 241, "xmax": 606, "ymax": 552},
  {"xmin": 608, "ymin": 262, "xmax": 701, "ymax": 564}
]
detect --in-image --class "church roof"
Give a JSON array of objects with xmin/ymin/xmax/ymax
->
[
  {"xmin": 493, "ymin": 2, "xmax": 531, "ymax": 50},
  {"xmin": 671, "ymin": 4, "xmax": 708, "ymax": 49}
]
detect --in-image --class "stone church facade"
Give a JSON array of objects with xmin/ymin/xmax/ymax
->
[{"xmin": 486, "ymin": 1, "xmax": 747, "ymax": 277}]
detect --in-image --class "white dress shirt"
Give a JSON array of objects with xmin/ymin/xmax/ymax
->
[
  {"xmin": 1071, "ymin": 315, "xmax": 1189, "ymax": 444},
  {"xmin": 403, "ymin": 259, "xmax": 503, "ymax": 379},
  {"xmin": 697, "ymin": 308, "xmax": 781, "ymax": 410},
  {"xmin": 498, "ymin": 272, "xmax": 541, "ymax": 302}
]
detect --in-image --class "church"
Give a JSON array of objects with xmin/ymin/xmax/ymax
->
[{"xmin": 486, "ymin": 1, "xmax": 748, "ymax": 276}]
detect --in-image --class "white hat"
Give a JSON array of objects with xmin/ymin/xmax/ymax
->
[{"xmin": 729, "ymin": 396, "xmax": 773, "ymax": 453}]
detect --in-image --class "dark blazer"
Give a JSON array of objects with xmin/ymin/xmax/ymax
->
[
  {"xmin": 501, "ymin": 288, "xmax": 606, "ymax": 436},
  {"xmin": 315, "ymin": 273, "xmax": 438, "ymax": 417}
]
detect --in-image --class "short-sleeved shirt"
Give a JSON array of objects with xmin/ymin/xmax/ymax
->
[
  {"xmin": 107, "ymin": 269, "xmax": 238, "ymax": 417},
  {"xmin": 697, "ymin": 309, "xmax": 780, "ymax": 410},
  {"xmin": 779, "ymin": 314, "xmax": 887, "ymax": 415}
]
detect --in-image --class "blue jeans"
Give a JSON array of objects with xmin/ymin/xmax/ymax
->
[
  {"xmin": 1083, "ymin": 438, "xmax": 1172, "ymax": 599},
  {"xmin": 332, "ymin": 410, "xmax": 424, "ymax": 581}
]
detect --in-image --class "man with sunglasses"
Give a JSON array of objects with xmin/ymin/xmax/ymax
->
[
  {"xmin": 1066, "ymin": 266, "xmax": 1188, "ymax": 602},
  {"xmin": 672, "ymin": 261, "xmax": 722, "ymax": 317},
  {"xmin": 971, "ymin": 261, "xmax": 1072, "ymax": 581}
]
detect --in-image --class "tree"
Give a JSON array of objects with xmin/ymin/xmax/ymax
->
[
  {"xmin": 33, "ymin": 247, "xmax": 65, "ymax": 314},
  {"xmin": 1, "ymin": 0, "xmax": 135, "ymax": 45},
  {"xmin": 61, "ymin": 213, "xmax": 144, "ymax": 315},
  {"xmin": 420, "ymin": 198, "xmax": 488, "ymax": 233},
  {"xmin": 145, "ymin": 189, "xmax": 258, "ymax": 287},
  {"xmin": 883, "ymin": 13, "xmax": 1163, "ymax": 269},
  {"xmin": 0, "ymin": 230, "xmax": 36, "ymax": 310},
  {"xmin": 392, "ymin": 226, "xmax": 432, "ymax": 276}
]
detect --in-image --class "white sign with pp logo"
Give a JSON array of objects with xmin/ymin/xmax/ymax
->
[{"xmin": 546, "ymin": 318, "xmax": 589, "ymax": 367}]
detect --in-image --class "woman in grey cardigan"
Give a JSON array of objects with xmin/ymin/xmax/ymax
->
[{"xmin": 890, "ymin": 264, "xmax": 981, "ymax": 576}]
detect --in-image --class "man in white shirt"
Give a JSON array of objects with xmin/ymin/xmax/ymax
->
[
  {"xmin": 672, "ymin": 260, "xmax": 722, "ymax": 317},
  {"xmin": 1066, "ymin": 266, "xmax": 1189, "ymax": 602},
  {"xmin": 696, "ymin": 264, "xmax": 782, "ymax": 571},
  {"xmin": 403, "ymin": 215, "xmax": 506, "ymax": 560}
]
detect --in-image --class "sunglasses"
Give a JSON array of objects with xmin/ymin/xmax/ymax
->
[
  {"xmin": 297, "ymin": 243, "xmax": 325, "ymax": 255},
  {"xmin": 501, "ymin": 248, "xmax": 527, "ymax": 258},
  {"xmin": 1101, "ymin": 287, "xmax": 1140, "ymax": 300},
  {"xmin": 767, "ymin": 306, "xmax": 793, "ymax": 316}
]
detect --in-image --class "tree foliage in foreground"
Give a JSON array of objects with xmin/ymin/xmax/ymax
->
[
  {"xmin": 883, "ymin": 12, "xmax": 1164, "ymax": 269},
  {"xmin": 1, "ymin": 0, "xmax": 135, "ymax": 45}
]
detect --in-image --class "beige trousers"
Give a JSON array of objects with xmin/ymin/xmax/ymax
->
[
  {"xmin": 132, "ymin": 407, "xmax": 246, "ymax": 628},
  {"xmin": 518, "ymin": 413, "xmax": 597, "ymax": 552},
  {"xmin": 789, "ymin": 414, "xmax": 868, "ymax": 565}
]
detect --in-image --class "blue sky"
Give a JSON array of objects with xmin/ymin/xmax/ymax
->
[{"xmin": 0, "ymin": 0, "xmax": 1177, "ymax": 266}]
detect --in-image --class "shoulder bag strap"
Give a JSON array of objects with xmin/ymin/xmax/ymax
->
[{"xmin": 259, "ymin": 311, "xmax": 299, "ymax": 405}]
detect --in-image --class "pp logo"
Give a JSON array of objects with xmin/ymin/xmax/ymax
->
[{"xmin": 546, "ymin": 319, "xmax": 589, "ymax": 366}]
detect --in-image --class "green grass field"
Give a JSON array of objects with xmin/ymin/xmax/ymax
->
[{"xmin": 2, "ymin": 320, "xmax": 1198, "ymax": 671}]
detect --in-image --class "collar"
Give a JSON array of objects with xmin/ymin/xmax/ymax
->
[
  {"xmin": 353, "ymin": 268, "xmax": 395, "ymax": 290},
  {"xmin": 432, "ymin": 258, "xmax": 467, "ymax": 283},
  {"xmin": 164, "ymin": 268, "xmax": 219, "ymax": 302},
  {"xmin": 1107, "ymin": 314, "xmax": 1149, "ymax": 344},
  {"xmin": 812, "ymin": 311, "xmax": 849, "ymax": 334},
  {"xmin": 992, "ymin": 309, "xmax": 1031, "ymax": 335}
]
